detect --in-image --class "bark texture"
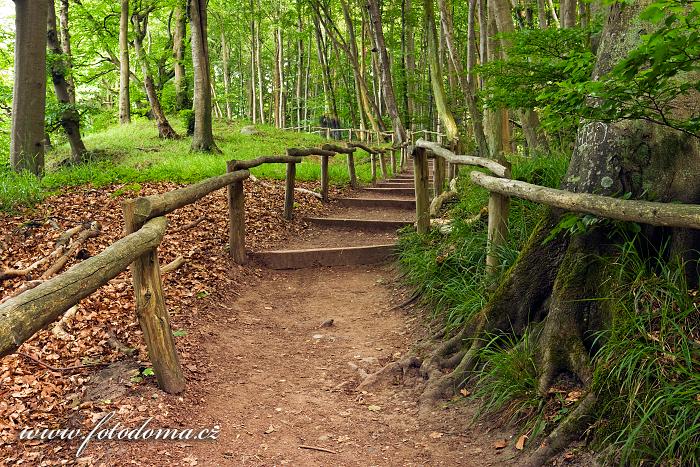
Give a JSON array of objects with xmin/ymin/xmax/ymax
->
[
  {"xmin": 47, "ymin": 0, "xmax": 87, "ymax": 163},
  {"xmin": 190, "ymin": 0, "xmax": 219, "ymax": 152},
  {"xmin": 11, "ymin": 0, "xmax": 48, "ymax": 175},
  {"xmin": 119, "ymin": 0, "xmax": 131, "ymax": 124}
]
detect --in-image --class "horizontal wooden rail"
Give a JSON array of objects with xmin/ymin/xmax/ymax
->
[
  {"xmin": 470, "ymin": 171, "xmax": 700, "ymax": 230},
  {"xmin": 126, "ymin": 170, "xmax": 251, "ymax": 223},
  {"xmin": 416, "ymin": 139, "xmax": 507, "ymax": 177},
  {"xmin": 231, "ymin": 155, "xmax": 302, "ymax": 170},
  {"xmin": 322, "ymin": 143, "xmax": 356, "ymax": 154},
  {"xmin": 287, "ymin": 147, "xmax": 337, "ymax": 157},
  {"xmin": 0, "ymin": 217, "xmax": 168, "ymax": 358}
]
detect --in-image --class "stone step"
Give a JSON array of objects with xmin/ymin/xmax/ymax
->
[
  {"xmin": 303, "ymin": 217, "xmax": 412, "ymax": 231},
  {"xmin": 253, "ymin": 244, "xmax": 395, "ymax": 269},
  {"xmin": 363, "ymin": 187, "xmax": 415, "ymax": 196},
  {"xmin": 336, "ymin": 198, "xmax": 416, "ymax": 210}
]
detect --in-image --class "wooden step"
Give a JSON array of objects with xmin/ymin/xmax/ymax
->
[
  {"xmin": 303, "ymin": 217, "xmax": 412, "ymax": 231},
  {"xmin": 363, "ymin": 187, "xmax": 415, "ymax": 196},
  {"xmin": 376, "ymin": 182, "xmax": 415, "ymax": 188},
  {"xmin": 336, "ymin": 198, "xmax": 416, "ymax": 210},
  {"xmin": 253, "ymin": 244, "xmax": 395, "ymax": 269}
]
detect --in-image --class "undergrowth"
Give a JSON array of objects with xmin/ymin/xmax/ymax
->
[
  {"xmin": 397, "ymin": 153, "xmax": 700, "ymax": 465},
  {"xmin": 0, "ymin": 119, "xmax": 384, "ymax": 212},
  {"xmin": 396, "ymin": 153, "xmax": 568, "ymax": 331},
  {"xmin": 592, "ymin": 241, "xmax": 700, "ymax": 466}
]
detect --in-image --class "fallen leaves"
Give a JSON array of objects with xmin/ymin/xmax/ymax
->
[
  {"xmin": 515, "ymin": 434, "xmax": 527, "ymax": 450},
  {"xmin": 0, "ymin": 179, "xmax": 332, "ymax": 463},
  {"xmin": 367, "ymin": 405, "xmax": 382, "ymax": 412}
]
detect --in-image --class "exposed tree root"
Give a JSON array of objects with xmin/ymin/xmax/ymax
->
[
  {"xmin": 356, "ymin": 356, "xmax": 421, "ymax": 391},
  {"xmin": 524, "ymin": 392, "xmax": 597, "ymax": 467}
]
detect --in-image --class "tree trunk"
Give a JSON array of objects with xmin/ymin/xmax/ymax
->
[
  {"xmin": 313, "ymin": 13, "xmax": 339, "ymax": 122},
  {"xmin": 366, "ymin": 0, "xmax": 407, "ymax": 144},
  {"xmin": 173, "ymin": 0, "xmax": 188, "ymax": 111},
  {"xmin": 58, "ymin": 0, "xmax": 75, "ymax": 104},
  {"xmin": 250, "ymin": 0, "xmax": 257, "ymax": 123},
  {"xmin": 132, "ymin": 10, "xmax": 178, "ymax": 140},
  {"xmin": 423, "ymin": 0, "xmax": 459, "ymax": 145},
  {"xmin": 296, "ymin": 4, "xmax": 304, "ymax": 129},
  {"xmin": 336, "ymin": 0, "xmax": 383, "ymax": 134},
  {"xmin": 419, "ymin": 2, "xmax": 700, "ymax": 464},
  {"xmin": 47, "ymin": 0, "xmax": 88, "ymax": 162},
  {"xmin": 401, "ymin": 0, "xmax": 416, "ymax": 133},
  {"xmin": 190, "ymin": 0, "xmax": 219, "ymax": 152},
  {"xmin": 560, "ymin": 0, "xmax": 577, "ymax": 28},
  {"xmin": 10, "ymin": 0, "xmax": 48, "ymax": 176},
  {"xmin": 255, "ymin": 10, "xmax": 265, "ymax": 124},
  {"xmin": 119, "ymin": 0, "xmax": 131, "ymax": 124},
  {"xmin": 441, "ymin": 0, "xmax": 488, "ymax": 156},
  {"xmin": 221, "ymin": 30, "xmax": 232, "ymax": 120},
  {"xmin": 491, "ymin": 0, "xmax": 548, "ymax": 154},
  {"xmin": 537, "ymin": 0, "xmax": 547, "ymax": 29}
]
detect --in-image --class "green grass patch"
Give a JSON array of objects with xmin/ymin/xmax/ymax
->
[
  {"xmin": 0, "ymin": 119, "xmax": 386, "ymax": 212},
  {"xmin": 592, "ymin": 240, "xmax": 700, "ymax": 466}
]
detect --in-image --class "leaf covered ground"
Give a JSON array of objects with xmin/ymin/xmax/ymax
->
[{"xmin": 0, "ymin": 178, "xmax": 340, "ymax": 464}]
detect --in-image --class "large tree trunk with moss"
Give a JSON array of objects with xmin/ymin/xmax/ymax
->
[
  {"xmin": 414, "ymin": 2, "xmax": 700, "ymax": 464},
  {"xmin": 10, "ymin": 0, "xmax": 48, "ymax": 176},
  {"xmin": 48, "ymin": 0, "xmax": 88, "ymax": 162},
  {"xmin": 190, "ymin": 0, "xmax": 219, "ymax": 152}
]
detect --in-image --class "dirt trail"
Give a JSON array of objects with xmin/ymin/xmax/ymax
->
[{"xmin": 100, "ymin": 172, "xmax": 516, "ymax": 466}]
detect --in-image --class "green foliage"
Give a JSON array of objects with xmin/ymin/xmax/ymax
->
[
  {"xmin": 478, "ymin": 27, "xmax": 596, "ymax": 144},
  {"xmin": 593, "ymin": 240, "xmax": 700, "ymax": 466},
  {"xmin": 558, "ymin": 0, "xmax": 700, "ymax": 137}
]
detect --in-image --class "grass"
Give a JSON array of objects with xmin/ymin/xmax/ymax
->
[
  {"xmin": 592, "ymin": 240, "xmax": 700, "ymax": 466},
  {"xmin": 470, "ymin": 331, "xmax": 549, "ymax": 441},
  {"xmin": 396, "ymin": 153, "xmax": 569, "ymax": 331},
  {"xmin": 397, "ymin": 150, "xmax": 699, "ymax": 464},
  {"xmin": 0, "ymin": 118, "xmax": 386, "ymax": 212}
]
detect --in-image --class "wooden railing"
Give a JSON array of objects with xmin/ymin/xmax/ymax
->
[
  {"xmin": 0, "ymin": 139, "xmax": 408, "ymax": 394},
  {"xmin": 413, "ymin": 138, "xmax": 700, "ymax": 275}
]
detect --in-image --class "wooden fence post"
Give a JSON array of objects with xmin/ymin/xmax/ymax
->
[
  {"xmin": 284, "ymin": 159, "xmax": 296, "ymax": 220},
  {"xmin": 226, "ymin": 161, "xmax": 247, "ymax": 264},
  {"xmin": 321, "ymin": 155, "xmax": 330, "ymax": 201},
  {"xmin": 347, "ymin": 151, "xmax": 357, "ymax": 188},
  {"xmin": 434, "ymin": 156, "xmax": 446, "ymax": 196},
  {"xmin": 486, "ymin": 162, "xmax": 511, "ymax": 276},
  {"xmin": 370, "ymin": 153, "xmax": 377, "ymax": 184},
  {"xmin": 349, "ymin": 128, "xmax": 353, "ymax": 141},
  {"xmin": 326, "ymin": 127, "xmax": 331, "ymax": 139},
  {"xmin": 414, "ymin": 147, "xmax": 430, "ymax": 234},
  {"xmin": 391, "ymin": 150, "xmax": 397, "ymax": 175},
  {"xmin": 379, "ymin": 152, "xmax": 389, "ymax": 179},
  {"xmin": 122, "ymin": 202, "xmax": 185, "ymax": 394}
]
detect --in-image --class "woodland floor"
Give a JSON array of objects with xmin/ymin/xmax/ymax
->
[{"xmin": 1, "ymin": 169, "xmax": 589, "ymax": 466}]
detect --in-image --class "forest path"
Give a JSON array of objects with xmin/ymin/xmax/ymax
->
[{"xmin": 128, "ymin": 168, "xmax": 514, "ymax": 466}]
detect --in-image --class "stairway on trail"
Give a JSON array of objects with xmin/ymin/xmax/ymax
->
[{"xmin": 253, "ymin": 165, "xmax": 434, "ymax": 269}]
